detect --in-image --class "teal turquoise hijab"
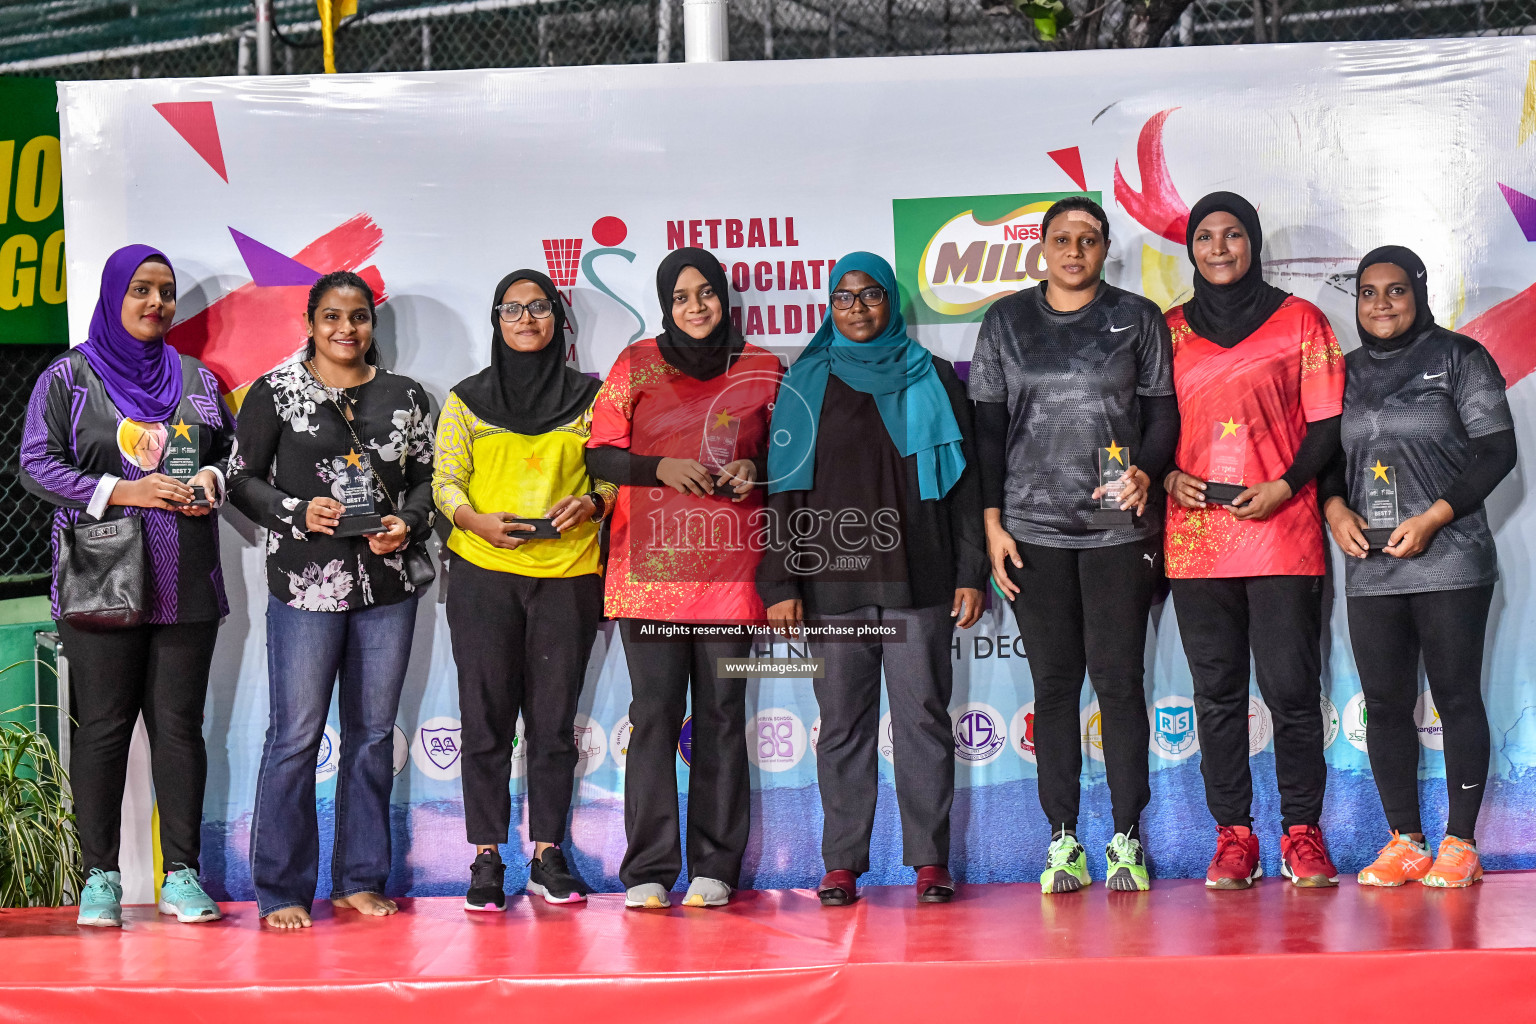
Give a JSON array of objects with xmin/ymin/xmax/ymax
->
[{"xmin": 768, "ymin": 252, "xmax": 965, "ymax": 499}]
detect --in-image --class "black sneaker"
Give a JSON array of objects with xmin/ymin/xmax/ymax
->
[
  {"xmin": 526, "ymin": 846, "xmax": 588, "ymax": 904},
  {"xmin": 465, "ymin": 849, "xmax": 506, "ymax": 912}
]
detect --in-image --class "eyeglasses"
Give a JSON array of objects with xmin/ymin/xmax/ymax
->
[
  {"xmin": 830, "ymin": 286, "xmax": 887, "ymax": 310},
  {"xmin": 496, "ymin": 299, "xmax": 555, "ymax": 322}
]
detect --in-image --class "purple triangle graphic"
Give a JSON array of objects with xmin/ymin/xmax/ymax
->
[
  {"xmin": 1499, "ymin": 183, "xmax": 1536, "ymax": 242},
  {"xmin": 229, "ymin": 227, "xmax": 324, "ymax": 287}
]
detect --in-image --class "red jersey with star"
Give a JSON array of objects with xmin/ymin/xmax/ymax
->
[
  {"xmin": 1164, "ymin": 297, "xmax": 1344, "ymax": 578},
  {"xmin": 589, "ymin": 338, "xmax": 782, "ymax": 622}
]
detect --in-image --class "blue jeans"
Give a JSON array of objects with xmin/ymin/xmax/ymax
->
[{"xmin": 250, "ymin": 593, "xmax": 418, "ymax": 916}]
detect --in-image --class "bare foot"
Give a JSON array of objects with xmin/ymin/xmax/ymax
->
[
  {"xmin": 332, "ymin": 892, "xmax": 398, "ymax": 917},
  {"xmin": 263, "ymin": 907, "xmax": 312, "ymax": 930}
]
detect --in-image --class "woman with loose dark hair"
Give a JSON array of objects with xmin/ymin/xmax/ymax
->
[
  {"xmin": 21, "ymin": 244, "xmax": 234, "ymax": 927},
  {"xmin": 227, "ymin": 270, "xmax": 436, "ymax": 929},
  {"xmin": 969, "ymin": 197, "xmax": 1177, "ymax": 893}
]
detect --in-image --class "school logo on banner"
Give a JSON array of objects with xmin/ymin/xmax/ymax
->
[
  {"xmin": 573, "ymin": 713, "xmax": 607, "ymax": 776},
  {"xmin": 810, "ymin": 716, "xmax": 821, "ymax": 754},
  {"xmin": 509, "ymin": 714, "xmax": 528, "ymax": 779},
  {"xmin": 1011, "ymin": 701, "xmax": 1037, "ymax": 764},
  {"xmin": 892, "ymin": 191, "xmax": 1098, "ymax": 325},
  {"xmin": 1081, "ymin": 700, "xmax": 1105, "ymax": 763},
  {"xmin": 610, "ymin": 715, "xmax": 633, "ymax": 771},
  {"xmin": 412, "ymin": 716, "xmax": 464, "ymax": 780},
  {"xmin": 1150, "ymin": 696, "xmax": 1199, "ymax": 761},
  {"xmin": 953, "ymin": 702, "xmax": 1007, "ymax": 765},
  {"xmin": 748, "ymin": 708, "xmax": 808, "ymax": 772},
  {"xmin": 678, "ymin": 715, "xmax": 693, "ymax": 767},
  {"xmin": 878, "ymin": 711, "xmax": 895, "ymax": 765},
  {"xmin": 392, "ymin": 725, "xmax": 408, "ymax": 777},
  {"xmin": 315, "ymin": 724, "xmax": 341, "ymax": 783},
  {"xmin": 1320, "ymin": 694, "xmax": 1340, "ymax": 750},
  {"xmin": 1343, "ymin": 693, "xmax": 1370, "ymax": 753},
  {"xmin": 1415, "ymin": 691, "xmax": 1445, "ymax": 750},
  {"xmin": 1248, "ymin": 696, "xmax": 1273, "ymax": 757}
]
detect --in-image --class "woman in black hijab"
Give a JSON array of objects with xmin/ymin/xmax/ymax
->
[
  {"xmin": 1322, "ymin": 246, "xmax": 1515, "ymax": 889},
  {"xmin": 434, "ymin": 269, "xmax": 617, "ymax": 910},
  {"xmin": 586, "ymin": 247, "xmax": 782, "ymax": 910},
  {"xmin": 1161, "ymin": 192, "xmax": 1347, "ymax": 890}
]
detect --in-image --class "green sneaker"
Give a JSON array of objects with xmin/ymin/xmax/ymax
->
[
  {"xmin": 1106, "ymin": 832, "xmax": 1151, "ymax": 891},
  {"xmin": 1040, "ymin": 834, "xmax": 1091, "ymax": 894},
  {"xmin": 77, "ymin": 868, "xmax": 123, "ymax": 928},
  {"xmin": 158, "ymin": 865, "xmax": 222, "ymax": 923}
]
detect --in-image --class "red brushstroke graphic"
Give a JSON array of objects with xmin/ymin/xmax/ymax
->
[
  {"xmin": 169, "ymin": 214, "xmax": 386, "ymax": 394},
  {"xmin": 153, "ymin": 102, "xmax": 229, "ymax": 183},
  {"xmin": 1461, "ymin": 285, "xmax": 1536, "ymax": 388},
  {"xmin": 1048, "ymin": 147, "xmax": 1087, "ymax": 192},
  {"xmin": 1114, "ymin": 108, "xmax": 1191, "ymax": 245}
]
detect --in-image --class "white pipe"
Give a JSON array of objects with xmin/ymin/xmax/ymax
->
[
  {"xmin": 254, "ymin": 0, "xmax": 272, "ymax": 75},
  {"xmin": 683, "ymin": 0, "xmax": 729, "ymax": 62},
  {"xmin": 657, "ymin": 0, "xmax": 673, "ymax": 63}
]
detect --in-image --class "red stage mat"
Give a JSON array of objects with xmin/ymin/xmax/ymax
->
[{"xmin": 2, "ymin": 874, "xmax": 1534, "ymax": 1023}]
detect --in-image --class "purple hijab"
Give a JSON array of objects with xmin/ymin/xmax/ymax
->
[{"xmin": 77, "ymin": 244, "xmax": 184, "ymax": 423}]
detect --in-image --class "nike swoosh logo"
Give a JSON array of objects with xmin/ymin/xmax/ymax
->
[
  {"xmin": 1424, "ymin": 372, "xmax": 1446, "ymax": 380},
  {"xmin": 1462, "ymin": 783, "xmax": 1481, "ymax": 789},
  {"xmin": 1109, "ymin": 324, "xmax": 1134, "ymax": 333}
]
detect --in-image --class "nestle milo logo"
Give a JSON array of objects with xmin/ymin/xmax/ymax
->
[{"xmin": 893, "ymin": 191, "xmax": 1099, "ymax": 325}]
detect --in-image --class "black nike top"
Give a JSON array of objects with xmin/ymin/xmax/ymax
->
[
  {"xmin": 967, "ymin": 282, "xmax": 1174, "ymax": 548},
  {"xmin": 1333, "ymin": 326, "xmax": 1514, "ymax": 596}
]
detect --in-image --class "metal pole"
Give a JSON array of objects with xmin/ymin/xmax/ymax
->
[
  {"xmin": 253, "ymin": 0, "xmax": 272, "ymax": 74},
  {"xmin": 683, "ymin": 0, "xmax": 729, "ymax": 61},
  {"xmin": 657, "ymin": 0, "xmax": 673, "ymax": 62},
  {"xmin": 762, "ymin": 0, "xmax": 773, "ymax": 59},
  {"xmin": 237, "ymin": 31, "xmax": 252, "ymax": 74},
  {"xmin": 421, "ymin": 22, "xmax": 432, "ymax": 70}
]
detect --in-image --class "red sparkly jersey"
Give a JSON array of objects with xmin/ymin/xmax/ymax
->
[
  {"xmin": 1164, "ymin": 297, "xmax": 1344, "ymax": 578},
  {"xmin": 589, "ymin": 338, "xmax": 782, "ymax": 622}
]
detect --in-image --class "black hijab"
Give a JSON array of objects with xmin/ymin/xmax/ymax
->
[
  {"xmin": 655, "ymin": 247, "xmax": 745, "ymax": 380},
  {"xmin": 453, "ymin": 269, "xmax": 599, "ymax": 435},
  {"xmin": 1354, "ymin": 245, "xmax": 1435, "ymax": 353},
  {"xmin": 1183, "ymin": 191, "xmax": 1291, "ymax": 348}
]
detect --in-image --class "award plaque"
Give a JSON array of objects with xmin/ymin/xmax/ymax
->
[
  {"xmin": 1088, "ymin": 441, "xmax": 1135, "ymax": 530},
  {"xmin": 1204, "ymin": 417, "xmax": 1249, "ymax": 506},
  {"xmin": 330, "ymin": 449, "xmax": 386, "ymax": 538},
  {"xmin": 699, "ymin": 407, "xmax": 741, "ymax": 472},
  {"xmin": 1361, "ymin": 459, "xmax": 1400, "ymax": 551},
  {"xmin": 163, "ymin": 418, "xmax": 209, "ymax": 506}
]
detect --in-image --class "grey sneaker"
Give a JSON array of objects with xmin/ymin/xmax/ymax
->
[
  {"xmin": 77, "ymin": 868, "xmax": 123, "ymax": 928},
  {"xmin": 158, "ymin": 864, "xmax": 222, "ymax": 923},
  {"xmin": 682, "ymin": 876, "xmax": 732, "ymax": 907},
  {"xmin": 624, "ymin": 882, "xmax": 672, "ymax": 909}
]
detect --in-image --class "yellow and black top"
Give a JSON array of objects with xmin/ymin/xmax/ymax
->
[{"xmin": 433, "ymin": 390, "xmax": 617, "ymax": 578}]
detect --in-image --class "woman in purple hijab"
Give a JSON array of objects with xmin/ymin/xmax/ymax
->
[{"xmin": 20, "ymin": 244, "xmax": 236, "ymax": 928}]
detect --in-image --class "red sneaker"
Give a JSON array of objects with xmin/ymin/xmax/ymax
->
[
  {"xmin": 1280, "ymin": 824, "xmax": 1339, "ymax": 887},
  {"xmin": 1205, "ymin": 824, "xmax": 1262, "ymax": 889}
]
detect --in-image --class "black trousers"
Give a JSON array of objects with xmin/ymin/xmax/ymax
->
[
  {"xmin": 618, "ymin": 620, "xmax": 752, "ymax": 889},
  {"xmin": 1346, "ymin": 584, "xmax": 1494, "ymax": 840},
  {"xmin": 1007, "ymin": 536, "xmax": 1159, "ymax": 836},
  {"xmin": 446, "ymin": 558, "xmax": 603, "ymax": 846},
  {"xmin": 811, "ymin": 603, "xmax": 955, "ymax": 874},
  {"xmin": 1169, "ymin": 575, "xmax": 1326, "ymax": 830},
  {"xmin": 59, "ymin": 618, "xmax": 220, "ymax": 874}
]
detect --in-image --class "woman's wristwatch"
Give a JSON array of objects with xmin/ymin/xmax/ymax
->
[{"xmin": 587, "ymin": 491, "xmax": 607, "ymax": 523}]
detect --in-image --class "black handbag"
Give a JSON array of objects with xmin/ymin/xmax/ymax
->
[{"xmin": 57, "ymin": 513, "xmax": 148, "ymax": 630}]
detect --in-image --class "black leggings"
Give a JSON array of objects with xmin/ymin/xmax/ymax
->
[
  {"xmin": 1006, "ymin": 535, "xmax": 1161, "ymax": 836},
  {"xmin": 59, "ymin": 619, "xmax": 220, "ymax": 874},
  {"xmin": 1346, "ymin": 585, "xmax": 1494, "ymax": 841},
  {"xmin": 1169, "ymin": 575, "xmax": 1326, "ymax": 830}
]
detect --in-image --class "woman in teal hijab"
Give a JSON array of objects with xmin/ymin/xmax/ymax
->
[{"xmin": 758, "ymin": 251, "xmax": 987, "ymax": 907}]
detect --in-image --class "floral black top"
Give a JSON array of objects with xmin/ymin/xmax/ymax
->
[{"xmin": 227, "ymin": 361, "xmax": 436, "ymax": 611}]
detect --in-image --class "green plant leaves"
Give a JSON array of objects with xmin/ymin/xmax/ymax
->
[
  {"xmin": 1015, "ymin": 0, "xmax": 1075, "ymax": 39},
  {"xmin": 0, "ymin": 714, "xmax": 81, "ymax": 908}
]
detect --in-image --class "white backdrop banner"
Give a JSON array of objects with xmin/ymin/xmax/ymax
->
[{"xmin": 56, "ymin": 39, "xmax": 1536, "ymax": 896}]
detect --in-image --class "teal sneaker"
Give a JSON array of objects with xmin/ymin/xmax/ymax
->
[
  {"xmin": 1105, "ymin": 832, "xmax": 1151, "ymax": 891},
  {"xmin": 158, "ymin": 864, "xmax": 222, "ymax": 923},
  {"xmin": 1040, "ymin": 834, "xmax": 1091, "ymax": 894},
  {"xmin": 77, "ymin": 868, "xmax": 123, "ymax": 928}
]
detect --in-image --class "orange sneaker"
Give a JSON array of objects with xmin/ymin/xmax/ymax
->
[
  {"xmin": 1422, "ymin": 836, "xmax": 1483, "ymax": 888},
  {"xmin": 1357, "ymin": 832, "xmax": 1432, "ymax": 887}
]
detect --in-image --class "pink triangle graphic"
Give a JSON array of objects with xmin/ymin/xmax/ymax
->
[
  {"xmin": 1048, "ymin": 146, "xmax": 1087, "ymax": 192},
  {"xmin": 229, "ymin": 227, "xmax": 323, "ymax": 287},
  {"xmin": 1498, "ymin": 182, "xmax": 1536, "ymax": 242},
  {"xmin": 153, "ymin": 101, "xmax": 228, "ymax": 182}
]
